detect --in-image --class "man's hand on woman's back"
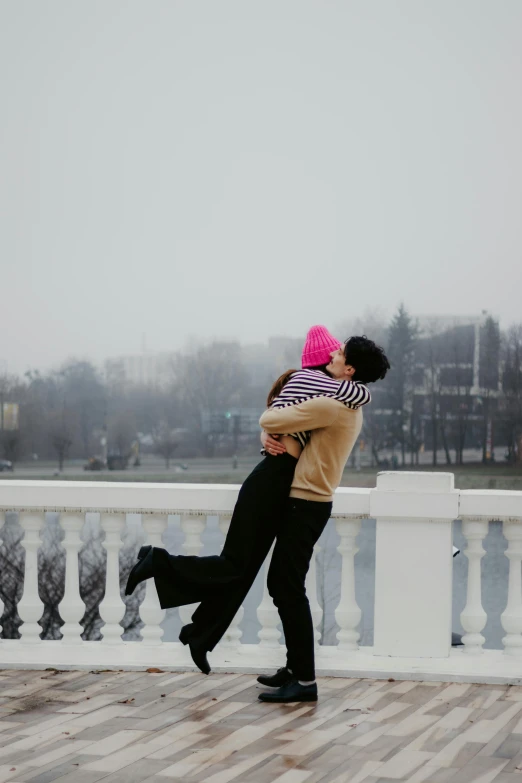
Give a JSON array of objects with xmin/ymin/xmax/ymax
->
[{"xmin": 261, "ymin": 431, "xmax": 287, "ymax": 455}]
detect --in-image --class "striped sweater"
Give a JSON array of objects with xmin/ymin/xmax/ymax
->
[{"xmin": 268, "ymin": 369, "xmax": 370, "ymax": 449}]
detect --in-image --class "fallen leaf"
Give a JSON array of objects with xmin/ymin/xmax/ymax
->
[
  {"xmin": 388, "ymin": 678, "xmax": 395, "ymax": 682},
  {"xmin": 146, "ymin": 668, "xmax": 164, "ymax": 673},
  {"xmin": 117, "ymin": 698, "xmax": 135, "ymax": 704},
  {"xmin": 161, "ymin": 694, "xmax": 166, "ymax": 698},
  {"xmin": 62, "ymin": 732, "xmax": 70, "ymax": 735}
]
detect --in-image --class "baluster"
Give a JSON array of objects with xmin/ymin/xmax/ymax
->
[
  {"xmin": 139, "ymin": 514, "xmax": 167, "ymax": 645},
  {"xmin": 218, "ymin": 515, "xmax": 243, "ymax": 648},
  {"xmin": 99, "ymin": 513, "xmax": 125, "ymax": 644},
  {"xmin": 0, "ymin": 512, "xmax": 4, "ymax": 636},
  {"xmin": 334, "ymin": 516, "xmax": 362, "ymax": 650},
  {"xmin": 18, "ymin": 512, "xmax": 44, "ymax": 644},
  {"xmin": 306, "ymin": 543, "xmax": 323, "ymax": 646},
  {"xmin": 58, "ymin": 514, "xmax": 86, "ymax": 644},
  {"xmin": 501, "ymin": 519, "xmax": 522, "ymax": 656},
  {"xmin": 460, "ymin": 517, "xmax": 488, "ymax": 655},
  {"xmin": 178, "ymin": 514, "xmax": 206, "ymax": 627},
  {"xmin": 257, "ymin": 544, "xmax": 281, "ymax": 648}
]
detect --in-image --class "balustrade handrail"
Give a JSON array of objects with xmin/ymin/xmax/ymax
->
[
  {"xmin": 1, "ymin": 478, "xmax": 520, "ymax": 519},
  {"xmin": 0, "ymin": 480, "xmax": 372, "ymax": 517}
]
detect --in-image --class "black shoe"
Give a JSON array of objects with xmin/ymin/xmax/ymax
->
[
  {"xmin": 125, "ymin": 547, "xmax": 154, "ymax": 596},
  {"xmin": 258, "ymin": 681, "xmax": 318, "ymax": 703},
  {"xmin": 179, "ymin": 625, "xmax": 211, "ymax": 676},
  {"xmin": 257, "ymin": 667, "xmax": 294, "ymax": 688},
  {"xmin": 452, "ymin": 632, "xmax": 464, "ymax": 646}
]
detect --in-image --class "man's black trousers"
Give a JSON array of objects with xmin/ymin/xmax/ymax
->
[
  {"xmin": 151, "ymin": 453, "xmax": 298, "ymax": 652},
  {"xmin": 267, "ymin": 497, "xmax": 333, "ymax": 682}
]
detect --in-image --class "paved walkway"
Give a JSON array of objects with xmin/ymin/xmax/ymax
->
[{"xmin": 1, "ymin": 669, "xmax": 522, "ymax": 783}]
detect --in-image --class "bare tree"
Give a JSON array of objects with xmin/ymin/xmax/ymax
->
[
  {"xmin": 174, "ymin": 342, "xmax": 247, "ymax": 457},
  {"xmin": 478, "ymin": 317, "xmax": 501, "ymax": 463},
  {"xmin": 48, "ymin": 410, "xmax": 75, "ymax": 471},
  {"xmin": 386, "ymin": 304, "xmax": 419, "ymax": 466},
  {"xmin": 502, "ymin": 324, "xmax": 522, "ymax": 463},
  {"xmin": 59, "ymin": 360, "xmax": 106, "ymax": 458},
  {"xmin": 335, "ymin": 308, "xmax": 389, "ymax": 348},
  {"xmin": 423, "ymin": 322, "xmax": 444, "ymax": 466},
  {"xmin": 446, "ymin": 326, "xmax": 474, "ymax": 465},
  {"xmin": 152, "ymin": 422, "xmax": 180, "ymax": 468},
  {"xmin": 109, "ymin": 411, "xmax": 137, "ymax": 458}
]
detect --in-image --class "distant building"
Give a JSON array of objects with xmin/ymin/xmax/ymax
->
[
  {"xmin": 240, "ymin": 335, "xmax": 302, "ymax": 390},
  {"xmin": 104, "ymin": 352, "xmax": 176, "ymax": 389},
  {"xmin": 412, "ymin": 313, "xmax": 501, "ymax": 456},
  {"xmin": 414, "ymin": 314, "xmax": 501, "ymax": 396}
]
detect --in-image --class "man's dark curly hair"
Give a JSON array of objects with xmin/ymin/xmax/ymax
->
[{"xmin": 344, "ymin": 335, "xmax": 390, "ymax": 384}]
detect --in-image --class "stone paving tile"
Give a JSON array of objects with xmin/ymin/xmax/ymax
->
[{"xmin": 2, "ymin": 672, "xmax": 522, "ymax": 782}]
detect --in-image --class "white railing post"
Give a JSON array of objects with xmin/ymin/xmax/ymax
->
[
  {"xmin": 18, "ymin": 512, "xmax": 45, "ymax": 644},
  {"xmin": 139, "ymin": 514, "xmax": 167, "ymax": 645},
  {"xmin": 370, "ymin": 472, "xmax": 458, "ymax": 658},
  {"xmin": 178, "ymin": 514, "xmax": 206, "ymax": 627},
  {"xmin": 257, "ymin": 544, "xmax": 281, "ymax": 648},
  {"xmin": 99, "ymin": 513, "xmax": 125, "ymax": 644},
  {"xmin": 334, "ymin": 516, "xmax": 362, "ymax": 651},
  {"xmin": 460, "ymin": 517, "xmax": 488, "ymax": 655},
  {"xmin": 218, "ymin": 515, "xmax": 243, "ymax": 648},
  {"xmin": 58, "ymin": 514, "xmax": 86, "ymax": 644},
  {"xmin": 501, "ymin": 519, "xmax": 522, "ymax": 656},
  {"xmin": 306, "ymin": 543, "xmax": 323, "ymax": 646}
]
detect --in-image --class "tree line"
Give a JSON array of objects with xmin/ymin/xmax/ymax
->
[{"xmin": 1, "ymin": 307, "xmax": 521, "ymax": 467}]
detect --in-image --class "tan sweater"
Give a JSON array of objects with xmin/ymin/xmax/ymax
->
[{"xmin": 259, "ymin": 396, "xmax": 363, "ymax": 502}]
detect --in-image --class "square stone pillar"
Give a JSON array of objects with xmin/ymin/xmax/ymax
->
[{"xmin": 370, "ymin": 472, "xmax": 459, "ymax": 658}]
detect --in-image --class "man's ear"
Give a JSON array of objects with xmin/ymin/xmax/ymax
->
[{"xmin": 344, "ymin": 365, "xmax": 356, "ymax": 379}]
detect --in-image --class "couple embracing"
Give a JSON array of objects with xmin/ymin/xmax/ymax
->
[{"xmin": 126, "ymin": 325, "xmax": 390, "ymax": 703}]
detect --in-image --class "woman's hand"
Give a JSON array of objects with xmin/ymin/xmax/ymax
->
[{"xmin": 260, "ymin": 431, "xmax": 287, "ymax": 456}]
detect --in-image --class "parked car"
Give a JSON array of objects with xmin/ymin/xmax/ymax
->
[
  {"xmin": 0, "ymin": 460, "xmax": 13, "ymax": 472},
  {"xmin": 84, "ymin": 456, "xmax": 106, "ymax": 471},
  {"xmin": 107, "ymin": 454, "xmax": 128, "ymax": 470}
]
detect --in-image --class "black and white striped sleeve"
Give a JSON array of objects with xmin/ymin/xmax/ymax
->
[
  {"xmin": 333, "ymin": 380, "xmax": 371, "ymax": 407},
  {"xmin": 270, "ymin": 370, "xmax": 339, "ymax": 409}
]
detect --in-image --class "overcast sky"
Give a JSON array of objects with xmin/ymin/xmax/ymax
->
[{"xmin": 1, "ymin": 0, "xmax": 521, "ymax": 375}]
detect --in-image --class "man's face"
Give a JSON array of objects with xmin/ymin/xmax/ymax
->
[{"xmin": 327, "ymin": 347, "xmax": 355, "ymax": 380}]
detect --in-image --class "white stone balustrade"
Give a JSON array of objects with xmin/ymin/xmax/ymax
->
[
  {"xmin": 501, "ymin": 520, "xmax": 522, "ymax": 656},
  {"xmin": 139, "ymin": 514, "xmax": 167, "ymax": 645},
  {"xmin": 18, "ymin": 512, "xmax": 45, "ymax": 644},
  {"xmin": 460, "ymin": 517, "xmax": 488, "ymax": 654},
  {"xmin": 58, "ymin": 514, "xmax": 86, "ymax": 644},
  {"xmin": 371, "ymin": 472, "xmax": 458, "ymax": 658},
  {"xmin": 334, "ymin": 516, "xmax": 362, "ymax": 651},
  {"xmin": 0, "ymin": 476, "xmax": 520, "ymax": 684},
  {"xmin": 99, "ymin": 513, "xmax": 125, "ymax": 644}
]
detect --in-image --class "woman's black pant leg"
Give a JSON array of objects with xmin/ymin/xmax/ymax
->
[{"xmin": 153, "ymin": 454, "xmax": 297, "ymax": 614}]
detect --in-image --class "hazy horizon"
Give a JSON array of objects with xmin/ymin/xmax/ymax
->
[{"xmin": 1, "ymin": 1, "xmax": 521, "ymax": 377}]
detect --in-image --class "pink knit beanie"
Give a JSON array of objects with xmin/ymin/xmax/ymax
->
[{"xmin": 301, "ymin": 325, "xmax": 342, "ymax": 368}]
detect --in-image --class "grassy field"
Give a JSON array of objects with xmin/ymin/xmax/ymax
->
[{"xmin": 3, "ymin": 458, "xmax": 521, "ymax": 490}]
